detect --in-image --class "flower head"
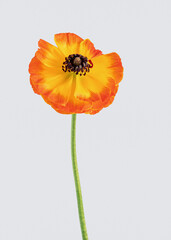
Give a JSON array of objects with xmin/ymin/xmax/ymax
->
[{"xmin": 29, "ymin": 33, "xmax": 123, "ymax": 114}]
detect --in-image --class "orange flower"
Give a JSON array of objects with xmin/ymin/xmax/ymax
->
[{"xmin": 29, "ymin": 33, "xmax": 123, "ymax": 114}]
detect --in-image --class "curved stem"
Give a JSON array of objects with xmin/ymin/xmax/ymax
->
[{"xmin": 71, "ymin": 114, "xmax": 88, "ymax": 240}]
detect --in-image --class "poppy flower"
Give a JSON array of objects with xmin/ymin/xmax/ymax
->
[{"xmin": 29, "ymin": 33, "xmax": 123, "ymax": 114}]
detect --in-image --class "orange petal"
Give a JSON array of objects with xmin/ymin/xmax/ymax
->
[
  {"xmin": 79, "ymin": 39, "xmax": 102, "ymax": 59},
  {"xmin": 74, "ymin": 75, "xmax": 119, "ymax": 114},
  {"xmin": 54, "ymin": 33, "xmax": 83, "ymax": 56},
  {"xmin": 29, "ymin": 39, "xmax": 68, "ymax": 98},
  {"xmin": 30, "ymin": 54, "xmax": 91, "ymax": 114},
  {"xmin": 29, "ymin": 56, "xmax": 43, "ymax": 75},
  {"xmin": 90, "ymin": 52, "xmax": 123, "ymax": 85},
  {"xmin": 35, "ymin": 39, "xmax": 64, "ymax": 68},
  {"xmin": 71, "ymin": 53, "xmax": 123, "ymax": 114},
  {"xmin": 42, "ymin": 90, "xmax": 92, "ymax": 114}
]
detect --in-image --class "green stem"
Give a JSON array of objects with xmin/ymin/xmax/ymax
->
[{"xmin": 71, "ymin": 114, "xmax": 88, "ymax": 240}]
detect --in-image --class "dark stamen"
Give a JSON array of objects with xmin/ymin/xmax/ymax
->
[{"xmin": 62, "ymin": 54, "xmax": 93, "ymax": 76}]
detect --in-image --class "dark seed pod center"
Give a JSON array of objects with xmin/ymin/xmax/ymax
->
[
  {"xmin": 62, "ymin": 54, "xmax": 93, "ymax": 76},
  {"xmin": 73, "ymin": 57, "xmax": 81, "ymax": 66}
]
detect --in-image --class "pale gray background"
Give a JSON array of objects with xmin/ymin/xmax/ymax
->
[{"xmin": 0, "ymin": 0, "xmax": 171, "ymax": 239}]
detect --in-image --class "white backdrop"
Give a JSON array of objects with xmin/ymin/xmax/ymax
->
[{"xmin": 0, "ymin": 0, "xmax": 171, "ymax": 239}]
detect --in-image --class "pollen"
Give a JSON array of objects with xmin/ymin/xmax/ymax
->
[{"xmin": 62, "ymin": 54, "xmax": 93, "ymax": 76}]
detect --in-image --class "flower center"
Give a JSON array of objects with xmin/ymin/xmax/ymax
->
[{"xmin": 62, "ymin": 54, "xmax": 93, "ymax": 76}]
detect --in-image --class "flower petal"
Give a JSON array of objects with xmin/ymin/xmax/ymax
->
[
  {"xmin": 71, "ymin": 52, "xmax": 123, "ymax": 114},
  {"xmin": 54, "ymin": 33, "xmax": 83, "ymax": 56},
  {"xmin": 74, "ymin": 74, "xmax": 118, "ymax": 114},
  {"xmin": 79, "ymin": 39, "xmax": 102, "ymax": 59},
  {"xmin": 29, "ymin": 39, "xmax": 73, "ymax": 105},
  {"xmin": 29, "ymin": 55, "xmax": 91, "ymax": 113},
  {"xmin": 35, "ymin": 39, "xmax": 64, "ymax": 68},
  {"xmin": 30, "ymin": 60, "xmax": 73, "ymax": 105},
  {"xmin": 90, "ymin": 52, "xmax": 123, "ymax": 85},
  {"xmin": 41, "ymin": 77, "xmax": 92, "ymax": 114}
]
